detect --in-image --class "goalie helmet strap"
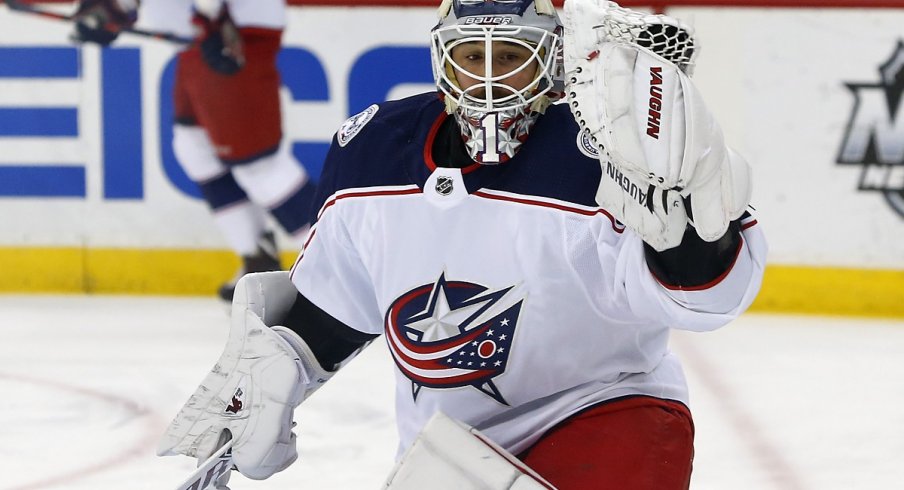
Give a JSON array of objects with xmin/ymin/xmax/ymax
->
[{"xmin": 284, "ymin": 291, "xmax": 378, "ymax": 371}]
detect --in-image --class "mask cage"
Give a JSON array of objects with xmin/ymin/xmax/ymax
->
[{"xmin": 431, "ymin": 23, "xmax": 562, "ymax": 113}]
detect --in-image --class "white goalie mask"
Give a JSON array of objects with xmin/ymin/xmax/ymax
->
[{"xmin": 431, "ymin": 0, "xmax": 564, "ymax": 164}]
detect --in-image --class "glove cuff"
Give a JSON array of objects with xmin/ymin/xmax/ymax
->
[
  {"xmin": 644, "ymin": 218, "xmax": 744, "ymax": 289},
  {"xmin": 271, "ymin": 326, "xmax": 335, "ymax": 403}
]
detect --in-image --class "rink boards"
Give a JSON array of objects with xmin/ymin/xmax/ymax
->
[{"xmin": 0, "ymin": 3, "xmax": 902, "ymax": 317}]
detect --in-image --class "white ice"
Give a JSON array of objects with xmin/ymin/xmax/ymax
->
[{"xmin": 1, "ymin": 295, "xmax": 902, "ymax": 490}]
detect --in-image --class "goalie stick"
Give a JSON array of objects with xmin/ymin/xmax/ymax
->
[
  {"xmin": 173, "ymin": 439, "xmax": 235, "ymax": 490},
  {"xmin": 4, "ymin": 0, "xmax": 192, "ymax": 44}
]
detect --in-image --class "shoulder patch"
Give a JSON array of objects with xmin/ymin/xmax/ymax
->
[
  {"xmin": 577, "ymin": 129, "xmax": 600, "ymax": 159},
  {"xmin": 337, "ymin": 104, "xmax": 379, "ymax": 147}
]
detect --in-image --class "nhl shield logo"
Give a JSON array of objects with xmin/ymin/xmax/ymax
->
[
  {"xmin": 838, "ymin": 41, "xmax": 904, "ymax": 218},
  {"xmin": 435, "ymin": 176, "xmax": 454, "ymax": 196}
]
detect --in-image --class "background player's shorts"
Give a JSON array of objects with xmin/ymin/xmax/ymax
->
[
  {"xmin": 174, "ymin": 28, "xmax": 283, "ymax": 164},
  {"xmin": 519, "ymin": 395, "xmax": 695, "ymax": 490}
]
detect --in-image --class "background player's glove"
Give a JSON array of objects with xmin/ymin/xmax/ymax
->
[
  {"xmin": 563, "ymin": 0, "xmax": 751, "ymax": 250},
  {"xmin": 192, "ymin": 8, "xmax": 245, "ymax": 75},
  {"xmin": 71, "ymin": 0, "xmax": 139, "ymax": 46},
  {"xmin": 158, "ymin": 272, "xmax": 335, "ymax": 480}
]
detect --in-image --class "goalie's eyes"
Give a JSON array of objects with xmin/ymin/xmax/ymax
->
[
  {"xmin": 451, "ymin": 42, "xmax": 534, "ymax": 72},
  {"xmin": 460, "ymin": 52, "xmax": 524, "ymax": 63}
]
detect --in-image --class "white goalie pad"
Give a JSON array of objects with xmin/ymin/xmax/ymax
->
[{"xmin": 383, "ymin": 412, "xmax": 555, "ymax": 490}]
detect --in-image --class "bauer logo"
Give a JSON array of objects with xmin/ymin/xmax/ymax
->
[
  {"xmin": 837, "ymin": 41, "xmax": 904, "ymax": 218},
  {"xmin": 462, "ymin": 16, "xmax": 514, "ymax": 25}
]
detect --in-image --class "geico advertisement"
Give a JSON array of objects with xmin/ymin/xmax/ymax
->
[
  {"xmin": 1, "ymin": 5, "xmax": 903, "ymax": 269},
  {"xmin": 0, "ymin": 6, "xmax": 436, "ymax": 248}
]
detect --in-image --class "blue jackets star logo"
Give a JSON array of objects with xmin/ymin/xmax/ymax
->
[{"xmin": 384, "ymin": 273, "xmax": 524, "ymax": 405}]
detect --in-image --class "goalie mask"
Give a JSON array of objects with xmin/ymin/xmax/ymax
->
[{"xmin": 431, "ymin": 0, "xmax": 564, "ymax": 164}]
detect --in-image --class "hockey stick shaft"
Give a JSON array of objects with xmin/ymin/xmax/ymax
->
[
  {"xmin": 4, "ymin": 0, "xmax": 192, "ymax": 44},
  {"xmin": 174, "ymin": 439, "xmax": 235, "ymax": 490}
]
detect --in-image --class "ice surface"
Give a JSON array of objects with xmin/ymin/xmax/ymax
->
[{"xmin": 1, "ymin": 295, "xmax": 901, "ymax": 489}]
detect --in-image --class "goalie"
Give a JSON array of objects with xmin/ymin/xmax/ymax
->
[{"xmin": 158, "ymin": 0, "xmax": 767, "ymax": 488}]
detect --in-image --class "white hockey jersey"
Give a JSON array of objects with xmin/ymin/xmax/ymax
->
[
  {"xmin": 290, "ymin": 93, "xmax": 767, "ymax": 456},
  {"xmin": 135, "ymin": 0, "xmax": 286, "ymax": 37}
]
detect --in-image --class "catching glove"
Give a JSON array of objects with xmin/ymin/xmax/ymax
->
[
  {"xmin": 71, "ymin": 0, "xmax": 139, "ymax": 46},
  {"xmin": 563, "ymin": 0, "xmax": 751, "ymax": 250}
]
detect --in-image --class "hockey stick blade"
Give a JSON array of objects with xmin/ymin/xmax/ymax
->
[
  {"xmin": 174, "ymin": 439, "xmax": 235, "ymax": 490},
  {"xmin": 4, "ymin": 0, "xmax": 192, "ymax": 44}
]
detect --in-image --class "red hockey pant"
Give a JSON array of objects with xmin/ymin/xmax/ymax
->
[
  {"xmin": 519, "ymin": 395, "xmax": 694, "ymax": 490},
  {"xmin": 173, "ymin": 28, "xmax": 283, "ymax": 163}
]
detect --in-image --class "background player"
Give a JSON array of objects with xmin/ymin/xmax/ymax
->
[
  {"xmin": 157, "ymin": 0, "xmax": 767, "ymax": 488},
  {"xmin": 72, "ymin": 0, "xmax": 317, "ymax": 301}
]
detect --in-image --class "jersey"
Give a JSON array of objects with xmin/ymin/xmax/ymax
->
[
  {"xmin": 135, "ymin": 0, "xmax": 286, "ymax": 37},
  {"xmin": 135, "ymin": 0, "xmax": 287, "ymax": 162},
  {"xmin": 290, "ymin": 93, "xmax": 766, "ymax": 456}
]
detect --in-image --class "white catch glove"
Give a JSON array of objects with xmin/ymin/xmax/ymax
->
[
  {"xmin": 158, "ymin": 272, "xmax": 335, "ymax": 480},
  {"xmin": 563, "ymin": 0, "xmax": 751, "ymax": 250}
]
